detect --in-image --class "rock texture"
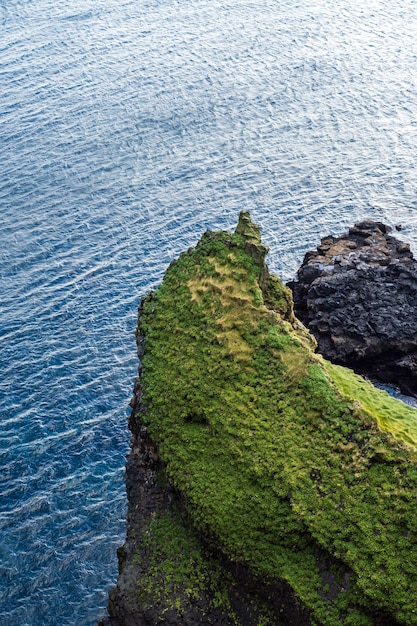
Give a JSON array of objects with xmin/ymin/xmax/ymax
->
[{"xmin": 288, "ymin": 221, "xmax": 417, "ymax": 395}]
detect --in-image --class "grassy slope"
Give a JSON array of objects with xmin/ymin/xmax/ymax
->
[{"xmin": 135, "ymin": 214, "xmax": 417, "ymax": 625}]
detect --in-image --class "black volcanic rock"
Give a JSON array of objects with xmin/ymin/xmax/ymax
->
[{"xmin": 288, "ymin": 221, "xmax": 417, "ymax": 395}]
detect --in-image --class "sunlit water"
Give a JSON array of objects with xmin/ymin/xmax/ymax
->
[{"xmin": 1, "ymin": 0, "xmax": 417, "ymax": 623}]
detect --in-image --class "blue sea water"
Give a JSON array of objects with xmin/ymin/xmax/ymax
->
[{"xmin": 1, "ymin": 0, "xmax": 417, "ymax": 624}]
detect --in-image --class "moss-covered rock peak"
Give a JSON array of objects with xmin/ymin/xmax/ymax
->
[
  {"xmin": 234, "ymin": 211, "xmax": 263, "ymax": 243},
  {"xmin": 110, "ymin": 215, "xmax": 417, "ymax": 626}
]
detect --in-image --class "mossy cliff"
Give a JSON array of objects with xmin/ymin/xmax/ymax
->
[{"xmin": 105, "ymin": 213, "xmax": 417, "ymax": 626}]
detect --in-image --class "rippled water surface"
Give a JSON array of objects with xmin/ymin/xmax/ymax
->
[{"xmin": 2, "ymin": 0, "xmax": 417, "ymax": 623}]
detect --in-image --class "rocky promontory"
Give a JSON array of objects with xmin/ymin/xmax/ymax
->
[
  {"xmin": 101, "ymin": 214, "xmax": 417, "ymax": 626},
  {"xmin": 288, "ymin": 221, "xmax": 417, "ymax": 396}
]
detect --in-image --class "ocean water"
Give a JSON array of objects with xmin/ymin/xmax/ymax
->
[{"xmin": 1, "ymin": 0, "xmax": 417, "ymax": 624}]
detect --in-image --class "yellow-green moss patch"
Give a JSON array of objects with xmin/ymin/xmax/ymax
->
[{"xmin": 323, "ymin": 360, "xmax": 417, "ymax": 451}]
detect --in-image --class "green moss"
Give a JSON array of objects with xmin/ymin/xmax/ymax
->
[
  {"xmin": 136, "ymin": 212, "xmax": 417, "ymax": 625},
  {"xmin": 234, "ymin": 210, "xmax": 263, "ymax": 244},
  {"xmin": 323, "ymin": 361, "xmax": 417, "ymax": 450},
  {"xmin": 263, "ymin": 274, "xmax": 295, "ymax": 322},
  {"xmin": 136, "ymin": 508, "xmax": 277, "ymax": 625},
  {"xmin": 136, "ymin": 509, "xmax": 234, "ymax": 617}
]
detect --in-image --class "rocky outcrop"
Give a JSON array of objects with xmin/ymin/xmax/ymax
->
[
  {"xmin": 100, "ymin": 220, "xmax": 313, "ymax": 626},
  {"xmin": 288, "ymin": 221, "xmax": 417, "ymax": 395},
  {"xmin": 101, "ymin": 214, "xmax": 417, "ymax": 626}
]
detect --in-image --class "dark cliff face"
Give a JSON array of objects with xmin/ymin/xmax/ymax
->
[{"xmin": 288, "ymin": 221, "xmax": 417, "ymax": 395}]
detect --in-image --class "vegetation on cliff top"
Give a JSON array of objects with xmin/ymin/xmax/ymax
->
[{"xmin": 134, "ymin": 212, "xmax": 417, "ymax": 625}]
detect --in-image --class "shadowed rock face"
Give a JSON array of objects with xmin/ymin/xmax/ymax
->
[{"xmin": 288, "ymin": 221, "xmax": 417, "ymax": 395}]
